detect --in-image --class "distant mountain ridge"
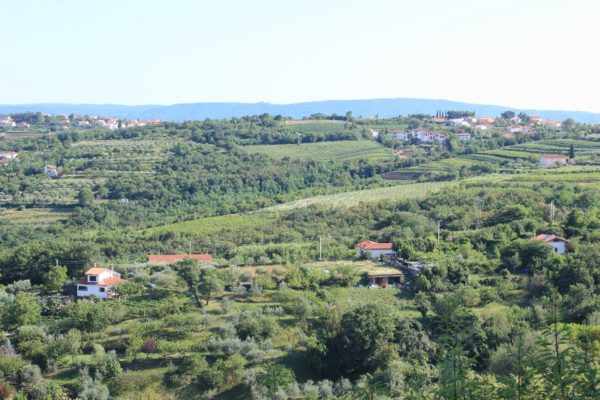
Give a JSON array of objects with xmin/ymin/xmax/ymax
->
[{"xmin": 1, "ymin": 98, "xmax": 600, "ymax": 123}]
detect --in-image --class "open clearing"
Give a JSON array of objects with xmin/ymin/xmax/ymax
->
[{"xmin": 243, "ymin": 140, "xmax": 396, "ymax": 162}]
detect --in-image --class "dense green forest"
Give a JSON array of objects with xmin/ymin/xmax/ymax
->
[{"xmin": 0, "ymin": 115, "xmax": 599, "ymax": 399}]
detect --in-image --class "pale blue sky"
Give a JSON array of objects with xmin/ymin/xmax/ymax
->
[{"xmin": 2, "ymin": 0, "xmax": 599, "ymax": 111}]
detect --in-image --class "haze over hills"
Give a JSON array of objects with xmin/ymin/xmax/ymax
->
[{"xmin": 1, "ymin": 98, "xmax": 600, "ymax": 123}]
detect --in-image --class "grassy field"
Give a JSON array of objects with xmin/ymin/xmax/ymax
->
[
  {"xmin": 243, "ymin": 140, "xmax": 395, "ymax": 162},
  {"xmin": 265, "ymin": 181, "xmax": 455, "ymax": 211},
  {"xmin": 0, "ymin": 207, "xmax": 70, "ymax": 225}
]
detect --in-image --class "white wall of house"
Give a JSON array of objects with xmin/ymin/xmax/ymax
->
[
  {"xmin": 357, "ymin": 248, "xmax": 395, "ymax": 259},
  {"xmin": 77, "ymin": 284, "xmax": 110, "ymax": 299},
  {"xmin": 539, "ymin": 157, "xmax": 568, "ymax": 168},
  {"xmin": 549, "ymin": 241, "xmax": 566, "ymax": 255}
]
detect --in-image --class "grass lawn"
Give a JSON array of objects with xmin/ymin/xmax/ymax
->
[{"xmin": 243, "ymin": 140, "xmax": 395, "ymax": 162}]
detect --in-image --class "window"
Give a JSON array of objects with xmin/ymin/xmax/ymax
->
[
  {"xmin": 88, "ymin": 275, "xmax": 97, "ymax": 282},
  {"xmin": 78, "ymin": 286, "xmax": 88, "ymax": 291},
  {"xmin": 99, "ymin": 287, "xmax": 106, "ymax": 293}
]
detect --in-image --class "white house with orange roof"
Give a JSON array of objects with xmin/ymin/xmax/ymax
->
[
  {"xmin": 43, "ymin": 164, "xmax": 59, "ymax": 177},
  {"xmin": 0, "ymin": 151, "xmax": 19, "ymax": 159},
  {"xmin": 531, "ymin": 234, "xmax": 569, "ymax": 255},
  {"xmin": 356, "ymin": 240, "xmax": 395, "ymax": 260},
  {"xmin": 77, "ymin": 264, "xmax": 127, "ymax": 299},
  {"xmin": 539, "ymin": 154, "xmax": 568, "ymax": 168}
]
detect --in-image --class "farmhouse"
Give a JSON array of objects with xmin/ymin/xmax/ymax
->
[
  {"xmin": 356, "ymin": 240, "xmax": 395, "ymax": 260},
  {"xmin": 529, "ymin": 116, "xmax": 543, "ymax": 124},
  {"xmin": 539, "ymin": 154, "xmax": 568, "ymax": 168},
  {"xmin": 148, "ymin": 253, "xmax": 213, "ymax": 264},
  {"xmin": 77, "ymin": 265, "xmax": 127, "ymax": 299},
  {"xmin": 0, "ymin": 151, "xmax": 19, "ymax": 159},
  {"xmin": 0, "ymin": 117, "xmax": 16, "ymax": 127},
  {"xmin": 531, "ymin": 234, "xmax": 569, "ymax": 255},
  {"xmin": 390, "ymin": 130, "xmax": 408, "ymax": 140},
  {"xmin": 43, "ymin": 164, "xmax": 59, "ymax": 177}
]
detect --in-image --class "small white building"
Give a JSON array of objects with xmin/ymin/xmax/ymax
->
[
  {"xmin": 390, "ymin": 130, "xmax": 408, "ymax": 141},
  {"xmin": 0, "ymin": 151, "xmax": 19, "ymax": 159},
  {"xmin": 531, "ymin": 234, "xmax": 569, "ymax": 255},
  {"xmin": 369, "ymin": 129, "xmax": 379, "ymax": 138},
  {"xmin": 0, "ymin": 117, "xmax": 16, "ymax": 127},
  {"xmin": 77, "ymin": 265, "xmax": 127, "ymax": 299},
  {"xmin": 356, "ymin": 240, "xmax": 395, "ymax": 260},
  {"xmin": 43, "ymin": 164, "xmax": 59, "ymax": 178},
  {"xmin": 539, "ymin": 154, "xmax": 568, "ymax": 168}
]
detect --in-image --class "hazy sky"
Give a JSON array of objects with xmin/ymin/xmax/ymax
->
[{"xmin": 2, "ymin": 0, "xmax": 599, "ymax": 111}]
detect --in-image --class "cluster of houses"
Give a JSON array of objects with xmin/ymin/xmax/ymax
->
[
  {"xmin": 1, "ymin": 113, "xmax": 161, "ymax": 131},
  {"xmin": 89, "ymin": 118, "xmax": 161, "ymax": 130},
  {"xmin": 355, "ymin": 232, "xmax": 569, "ymax": 288},
  {"xmin": 76, "ymin": 253, "xmax": 213, "ymax": 299},
  {"xmin": 75, "ymin": 231, "xmax": 572, "ymax": 299},
  {"xmin": 389, "ymin": 129, "xmax": 471, "ymax": 144}
]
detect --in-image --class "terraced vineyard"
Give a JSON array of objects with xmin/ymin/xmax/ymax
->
[
  {"xmin": 243, "ymin": 140, "xmax": 396, "ymax": 162},
  {"xmin": 67, "ymin": 138, "xmax": 177, "ymax": 173}
]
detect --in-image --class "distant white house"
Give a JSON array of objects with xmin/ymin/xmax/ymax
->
[
  {"xmin": 445, "ymin": 118, "xmax": 470, "ymax": 127},
  {"xmin": 369, "ymin": 129, "xmax": 379, "ymax": 138},
  {"xmin": 422, "ymin": 132, "xmax": 447, "ymax": 143},
  {"xmin": 77, "ymin": 265, "xmax": 127, "ymax": 299},
  {"xmin": 43, "ymin": 164, "xmax": 59, "ymax": 178},
  {"xmin": 0, "ymin": 151, "xmax": 19, "ymax": 159},
  {"xmin": 456, "ymin": 132, "xmax": 471, "ymax": 141},
  {"xmin": 390, "ymin": 130, "xmax": 408, "ymax": 141},
  {"xmin": 356, "ymin": 240, "xmax": 395, "ymax": 260},
  {"xmin": 529, "ymin": 116, "xmax": 543, "ymax": 125},
  {"xmin": 539, "ymin": 154, "xmax": 568, "ymax": 168},
  {"xmin": 531, "ymin": 234, "xmax": 569, "ymax": 255},
  {"xmin": 0, "ymin": 117, "xmax": 16, "ymax": 127},
  {"xmin": 95, "ymin": 119, "xmax": 119, "ymax": 130}
]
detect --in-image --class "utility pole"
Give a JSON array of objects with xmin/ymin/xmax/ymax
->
[
  {"xmin": 189, "ymin": 241, "xmax": 192, "ymax": 257},
  {"xmin": 475, "ymin": 197, "xmax": 483, "ymax": 229},
  {"xmin": 437, "ymin": 221, "xmax": 441, "ymax": 243},
  {"xmin": 550, "ymin": 200, "xmax": 555, "ymax": 224},
  {"xmin": 56, "ymin": 259, "xmax": 59, "ymax": 267},
  {"xmin": 319, "ymin": 236, "xmax": 322, "ymax": 261}
]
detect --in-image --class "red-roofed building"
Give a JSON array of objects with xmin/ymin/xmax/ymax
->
[
  {"xmin": 148, "ymin": 253, "xmax": 213, "ymax": 264},
  {"xmin": 77, "ymin": 264, "xmax": 127, "ymax": 299},
  {"xmin": 531, "ymin": 234, "xmax": 569, "ymax": 254},
  {"xmin": 539, "ymin": 154, "xmax": 568, "ymax": 168},
  {"xmin": 356, "ymin": 240, "xmax": 395, "ymax": 260},
  {"xmin": 0, "ymin": 151, "xmax": 19, "ymax": 159}
]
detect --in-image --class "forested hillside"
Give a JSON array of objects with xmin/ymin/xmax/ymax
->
[{"xmin": 0, "ymin": 114, "xmax": 599, "ymax": 399}]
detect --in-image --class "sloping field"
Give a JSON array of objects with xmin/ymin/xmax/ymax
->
[
  {"xmin": 264, "ymin": 181, "xmax": 455, "ymax": 211},
  {"xmin": 243, "ymin": 140, "xmax": 395, "ymax": 162},
  {"xmin": 145, "ymin": 180, "xmax": 457, "ymax": 235}
]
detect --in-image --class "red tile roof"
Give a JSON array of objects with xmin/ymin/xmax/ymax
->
[
  {"xmin": 356, "ymin": 240, "xmax": 394, "ymax": 250},
  {"xmin": 541, "ymin": 154, "xmax": 568, "ymax": 159},
  {"xmin": 85, "ymin": 267, "xmax": 107, "ymax": 275},
  {"xmin": 148, "ymin": 253, "xmax": 213, "ymax": 263},
  {"xmin": 532, "ymin": 234, "xmax": 569, "ymax": 243}
]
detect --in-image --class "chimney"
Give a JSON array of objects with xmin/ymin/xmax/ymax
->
[
  {"xmin": 109, "ymin": 264, "xmax": 113, "ymax": 271},
  {"xmin": 93, "ymin": 262, "xmax": 97, "ymax": 268}
]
